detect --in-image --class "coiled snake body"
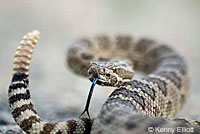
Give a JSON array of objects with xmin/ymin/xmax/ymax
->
[{"xmin": 8, "ymin": 31, "xmax": 200, "ymax": 134}]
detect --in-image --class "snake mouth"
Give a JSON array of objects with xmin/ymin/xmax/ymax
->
[
  {"xmin": 96, "ymin": 79, "xmax": 106, "ymax": 84},
  {"xmin": 96, "ymin": 79, "xmax": 108, "ymax": 86},
  {"xmin": 89, "ymin": 74, "xmax": 107, "ymax": 86}
]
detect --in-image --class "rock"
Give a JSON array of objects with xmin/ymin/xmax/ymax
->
[{"xmin": 0, "ymin": 125, "xmax": 25, "ymax": 134}]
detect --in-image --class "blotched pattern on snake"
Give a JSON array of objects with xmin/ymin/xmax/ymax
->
[{"xmin": 8, "ymin": 31, "xmax": 200, "ymax": 133}]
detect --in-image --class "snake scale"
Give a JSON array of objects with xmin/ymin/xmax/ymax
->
[{"xmin": 8, "ymin": 30, "xmax": 200, "ymax": 134}]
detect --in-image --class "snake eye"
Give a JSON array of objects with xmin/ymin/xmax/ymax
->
[{"xmin": 106, "ymin": 73, "xmax": 110, "ymax": 77}]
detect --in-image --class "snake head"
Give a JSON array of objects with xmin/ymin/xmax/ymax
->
[{"xmin": 88, "ymin": 60, "xmax": 134, "ymax": 87}]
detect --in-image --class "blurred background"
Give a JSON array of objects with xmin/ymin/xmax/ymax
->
[{"xmin": 0, "ymin": 0, "xmax": 200, "ymax": 124}]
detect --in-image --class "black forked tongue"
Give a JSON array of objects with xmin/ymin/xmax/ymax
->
[{"xmin": 79, "ymin": 77, "xmax": 98, "ymax": 119}]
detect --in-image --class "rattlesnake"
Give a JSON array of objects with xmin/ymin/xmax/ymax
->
[{"xmin": 8, "ymin": 30, "xmax": 200, "ymax": 134}]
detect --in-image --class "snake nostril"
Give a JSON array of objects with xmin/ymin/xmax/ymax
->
[
  {"xmin": 88, "ymin": 71, "xmax": 92, "ymax": 74},
  {"xmin": 93, "ymin": 72, "xmax": 98, "ymax": 78},
  {"xmin": 88, "ymin": 68, "xmax": 98, "ymax": 78}
]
